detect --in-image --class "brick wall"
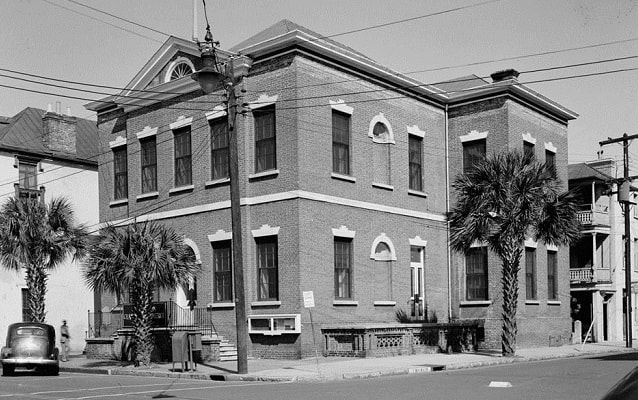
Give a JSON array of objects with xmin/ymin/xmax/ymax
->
[{"xmin": 448, "ymin": 96, "xmax": 572, "ymax": 350}]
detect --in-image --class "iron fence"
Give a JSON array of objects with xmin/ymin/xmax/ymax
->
[{"xmin": 88, "ymin": 301, "xmax": 217, "ymax": 338}]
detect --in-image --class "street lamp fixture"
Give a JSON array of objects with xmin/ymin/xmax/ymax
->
[{"xmin": 192, "ymin": 25, "xmax": 249, "ymax": 374}]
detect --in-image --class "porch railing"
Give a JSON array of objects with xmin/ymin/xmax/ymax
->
[
  {"xmin": 570, "ymin": 267, "xmax": 593, "ymax": 282},
  {"xmin": 88, "ymin": 301, "xmax": 217, "ymax": 338}
]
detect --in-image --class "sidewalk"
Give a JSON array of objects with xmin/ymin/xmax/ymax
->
[{"xmin": 57, "ymin": 342, "xmax": 637, "ymax": 382}]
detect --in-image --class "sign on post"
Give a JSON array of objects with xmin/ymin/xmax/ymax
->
[{"xmin": 303, "ymin": 291, "xmax": 315, "ymax": 308}]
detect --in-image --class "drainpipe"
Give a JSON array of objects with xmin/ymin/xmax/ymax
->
[{"xmin": 445, "ymin": 104, "xmax": 452, "ymax": 322}]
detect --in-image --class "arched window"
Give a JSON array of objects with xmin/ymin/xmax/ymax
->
[
  {"xmin": 368, "ymin": 113, "xmax": 394, "ymax": 186},
  {"xmin": 370, "ymin": 234, "xmax": 396, "ymax": 302},
  {"xmin": 165, "ymin": 57, "xmax": 195, "ymax": 83}
]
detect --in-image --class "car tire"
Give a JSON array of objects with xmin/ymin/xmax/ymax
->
[
  {"xmin": 2, "ymin": 364, "xmax": 15, "ymax": 376},
  {"xmin": 48, "ymin": 365, "xmax": 59, "ymax": 376}
]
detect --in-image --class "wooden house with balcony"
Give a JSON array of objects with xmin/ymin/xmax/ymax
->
[
  {"xmin": 0, "ymin": 104, "xmax": 99, "ymax": 354},
  {"xmin": 568, "ymin": 159, "xmax": 631, "ymax": 343}
]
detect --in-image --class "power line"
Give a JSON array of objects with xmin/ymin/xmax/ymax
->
[
  {"xmin": 40, "ymin": 0, "xmax": 163, "ymax": 44},
  {"xmin": 66, "ymin": 0, "xmax": 171, "ymax": 38},
  {"xmin": 317, "ymin": 0, "xmax": 504, "ymax": 40}
]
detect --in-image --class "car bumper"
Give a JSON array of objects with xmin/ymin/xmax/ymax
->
[{"xmin": 1, "ymin": 358, "xmax": 58, "ymax": 366}]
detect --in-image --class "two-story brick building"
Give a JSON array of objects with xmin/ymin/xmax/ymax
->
[
  {"xmin": 86, "ymin": 20, "xmax": 577, "ymax": 357},
  {"xmin": 435, "ymin": 70, "xmax": 578, "ymax": 348}
]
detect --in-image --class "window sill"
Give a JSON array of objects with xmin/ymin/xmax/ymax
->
[
  {"xmin": 372, "ymin": 182, "xmax": 394, "ymax": 191},
  {"xmin": 205, "ymin": 178, "xmax": 230, "ymax": 187},
  {"xmin": 207, "ymin": 302, "xmax": 235, "ymax": 309},
  {"xmin": 249, "ymin": 169, "xmax": 279, "ymax": 180},
  {"xmin": 408, "ymin": 189, "xmax": 428, "ymax": 198},
  {"xmin": 525, "ymin": 300, "xmax": 540, "ymax": 305},
  {"xmin": 331, "ymin": 173, "xmax": 356, "ymax": 183},
  {"xmin": 109, "ymin": 198, "xmax": 128, "ymax": 207},
  {"xmin": 169, "ymin": 185, "xmax": 194, "ymax": 195},
  {"xmin": 333, "ymin": 300, "xmax": 358, "ymax": 306},
  {"xmin": 373, "ymin": 300, "xmax": 396, "ymax": 306},
  {"xmin": 251, "ymin": 301, "xmax": 281, "ymax": 307},
  {"xmin": 547, "ymin": 300, "xmax": 561, "ymax": 306},
  {"xmin": 136, "ymin": 192, "xmax": 159, "ymax": 201},
  {"xmin": 460, "ymin": 300, "xmax": 492, "ymax": 307}
]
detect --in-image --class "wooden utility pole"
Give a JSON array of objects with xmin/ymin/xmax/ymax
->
[
  {"xmin": 600, "ymin": 133, "xmax": 638, "ymax": 348},
  {"xmin": 226, "ymin": 59, "xmax": 248, "ymax": 374}
]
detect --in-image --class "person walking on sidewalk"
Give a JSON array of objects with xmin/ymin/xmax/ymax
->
[{"xmin": 60, "ymin": 320, "xmax": 70, "ymax": 362}]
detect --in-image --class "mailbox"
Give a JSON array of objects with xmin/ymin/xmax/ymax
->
[{"xmin": 171, "ymin": 331, "xmax": 189, "ymax": 371}]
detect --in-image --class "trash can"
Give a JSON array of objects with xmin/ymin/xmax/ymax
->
[{"xmin": 171, "ymin": 331, "xmax": 189, "ymax": 371}]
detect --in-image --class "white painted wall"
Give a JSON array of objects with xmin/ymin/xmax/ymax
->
[{"xmin": 0, "ymin": 153, "xmax": 98, "ymax": 354}]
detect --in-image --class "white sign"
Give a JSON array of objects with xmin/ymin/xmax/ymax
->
[{"xmin": 303, "ymin": 291, "xmax": 315, "ymax": 308}]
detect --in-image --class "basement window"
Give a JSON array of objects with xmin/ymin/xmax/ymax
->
[{"xmin": 248, "ymin": 314, "xmax": 301, "ymax": 335}]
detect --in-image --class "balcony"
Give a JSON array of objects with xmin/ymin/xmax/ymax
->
[
  {"xmin": 570, "ymin": 268, "xmax": 593, "ymax": 283},
  {"xmin": 570, "ymin": 267, "xmax": 612, "ymax": 283},
  {"xmin": 576, "ymin": 204, "xmax": 610, "ymax": 228},
  {"xmin": 14, "ymin": 183, "xmax": 45, "ymax": 202}
]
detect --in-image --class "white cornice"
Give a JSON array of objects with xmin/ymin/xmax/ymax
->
[{"xmin": 105, "ymin": 190, "xmax": 447, "ymax": 226}]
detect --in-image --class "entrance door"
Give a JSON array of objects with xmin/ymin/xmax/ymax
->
[{"xmin": 410, "ymin": 246, "xmax": 425, "ymax": 319}]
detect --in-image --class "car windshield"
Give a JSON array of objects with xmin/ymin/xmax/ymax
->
[{"xmin": 15, "ymin": 327, "xmax": 46, "ymax": 336}]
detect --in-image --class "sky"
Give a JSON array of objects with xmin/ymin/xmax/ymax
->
[{"xmin": 2, "ymin": 0, "xmax": 638, "ymax": 171}]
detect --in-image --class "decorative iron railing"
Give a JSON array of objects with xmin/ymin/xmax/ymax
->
[{"xmin": 87, "ymin": 301, "xmax": 217, "ymax": 338}]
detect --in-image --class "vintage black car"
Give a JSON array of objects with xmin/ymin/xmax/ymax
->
[{"xmin": 1, "ymin": 322, "xmax": 59, "ymax": 376}]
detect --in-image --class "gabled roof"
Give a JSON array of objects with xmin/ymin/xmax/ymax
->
[
  {"xmin": 0, "ymin": 107, "xmax": 98, "ymax": 164},
  {"xmin": 568, "ymin": 162, "xmax": 613, "ymax": 182}
]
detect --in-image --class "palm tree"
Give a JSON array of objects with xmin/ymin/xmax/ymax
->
[
  {"xmin": 83, "ymin": 221, "xmax": 201, "ymax": 367},
  {"xmin": 449, "ymin": 150, "xmax": 580, "ymax": 356},
  {"xmin": 0, "ymin": 196, "xmax": 88, "ymax": 323}
]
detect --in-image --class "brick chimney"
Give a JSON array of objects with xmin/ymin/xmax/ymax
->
[
  {"xmin": 490, "ymin": 69, "xmax": 520, "ymax": 83},
  {"xmin": 42, "ymin": 102, "xmax": 77, "ymax": 154}
]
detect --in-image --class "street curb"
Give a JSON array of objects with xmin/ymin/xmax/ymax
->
[{"xmin": 59, "ymin": 347, "xmax": 637, "ymax": 382}]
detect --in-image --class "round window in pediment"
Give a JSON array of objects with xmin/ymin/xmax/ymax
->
[{"xmin": 165, "ymin": 58, "xmax": 195, "ymax": 83}]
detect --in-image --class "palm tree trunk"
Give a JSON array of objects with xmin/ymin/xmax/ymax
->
[
  {"xmin": 499, "ymin": 242, "xmax": 523, "ymax": 357},
  {"xmin": 132, "ymin": 285, "xmax": 155, "ymax": 367},
  {"xmin": 26, "ymin": 265, "xmax": 48, "ymax": 323}
]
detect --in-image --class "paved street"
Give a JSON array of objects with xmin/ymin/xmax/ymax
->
[{"xmin": 1, "ymin": 352, "xmax": 635, "ymax": 400}]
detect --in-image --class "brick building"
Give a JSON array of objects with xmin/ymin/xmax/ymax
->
[
  {"xmin": 436, "ymin": 71, "xmax": 578, "ymax": 348},
  {"xmin": 86, "ymin": 20, "xmax": 576, "ymax": 357}
]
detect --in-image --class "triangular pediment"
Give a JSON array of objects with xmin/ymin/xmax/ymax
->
[{"xmin": 118, "ymin": 36, "xmax": 200, "ymax": 98}]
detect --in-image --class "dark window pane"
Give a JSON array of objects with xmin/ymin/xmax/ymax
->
[
  {"xmin": 254, "ymin": 107, "xmax": 276, "ymax": 172},
  {"xmin": 141, "ymin": 137, "xmax": 157, "ymax": 193},
  {"xmin": 466, "ymin": 247, "xmax": 488, "ymax": 300},
  {"xmin": 19, "ymin": 163, "xmax": 37, "ymax": 189},
  {"xmin": 548, "ymin": 251, "xmax": 558, "ymax": 300},
  {"xmin": 211, "ymin": 119, "xmax": 229, "ymax": 179},
  {"xmin": 524, "ymin": 142, "xmax": 535, "ymax": 158},
  {"xmin": 409, "ymin": 136, "xmax": 423, "ymax": 191},
  {"xmin": 257, "ymin": 237, "xmax": 278, "ymax": 300},
  {"xmin": 463, "ymin": 140, "xmax": 486, "ymax": 174},
  {"xmin": 213, "ymin": 241, "xmax": 232, "ymax": 302},
  {"xmin": 525, "ymin": 248, "xmax": 537, "ymax": 300},
  {"xmin": 174, "ymin": 127, "xmax": 192, "ymax": 186},
  {"xmin": 334, "ymin": 238, "xmax": 352, "ymax": 299},
  {"xmin": 332, "ymin": 111, "xmax": 350, "ymax": 175},
  {"xmin": 113, "ymin": 147, "xmax": 128, "ymax": 200}
]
